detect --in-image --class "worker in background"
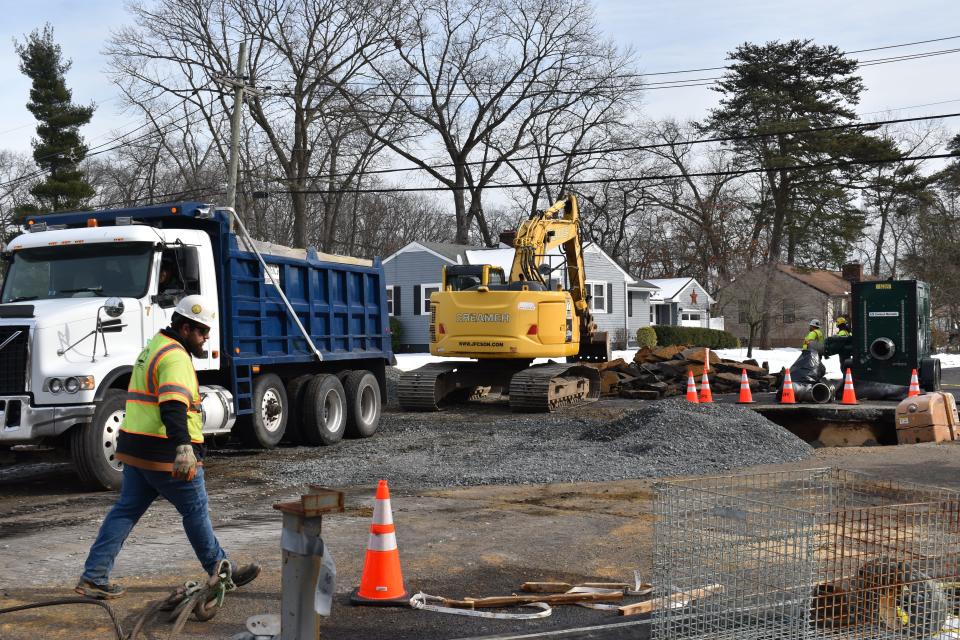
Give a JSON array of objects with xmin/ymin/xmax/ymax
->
[
  {"xmin": 835, "ymin": 316, "xmax": 852, "ymax": 337},
  {"xmin": 75, "ymin": 296, "xmax": 260, "ymax": 599},
  {"xmin": 802, "ymin": 319, "xmax": 825, "ymax": 352}
]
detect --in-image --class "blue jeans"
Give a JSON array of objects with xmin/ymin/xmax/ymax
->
[{"xmin": 81, "ymin": 465, "xmax": 227, "ymax": 586}]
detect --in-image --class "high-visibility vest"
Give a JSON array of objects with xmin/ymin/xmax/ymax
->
[
  {"xmin": 802, "ymin": 328, "xmax": 825, "ymax": 350},
  {"xmin": 122, "ymin": 332, "xmax": 203, "ymax": 443},
  {"xmin": 837, "ymin": 328, "xmax": 851, "ymax": 337}
]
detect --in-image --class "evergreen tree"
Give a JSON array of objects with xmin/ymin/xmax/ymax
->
[{"xmin": 15, "ymin": 24, "xmax": 95, "ymax": 216}]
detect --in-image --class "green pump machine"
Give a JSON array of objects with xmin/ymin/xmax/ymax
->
[{"xmin": 825, "ymin": 279, "xmax": 941, "ymax": 393}]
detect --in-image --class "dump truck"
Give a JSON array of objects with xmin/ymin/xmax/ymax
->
[
  {"xmin": 0, "ymin": 202, "xmax": 393, "ymax": 489},
  {"xmin": 398, "ymin": 195, "xmax": 606, "ymax": 412}
]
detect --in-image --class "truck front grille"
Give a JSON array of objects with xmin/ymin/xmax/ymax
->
[{"xmin": 0, "ymin": 325, "xmax": 29, "ymax": 394}]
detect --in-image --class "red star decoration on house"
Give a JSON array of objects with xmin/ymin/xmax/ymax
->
[{"xmin": 690, "ymin": 290, "xmax": 698, "ymax": 304}]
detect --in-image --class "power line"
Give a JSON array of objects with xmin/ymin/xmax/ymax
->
[
  {"xmin": 0, "ymin": 101, "xmax": 229, "ymax": 191},
  {"xmin": 267, "ymin": 111, "xmax": 960, "ymax": 183},
  {"xmin": 258, "ymin": 152, "xmax": 959, "ymax": 197},
  {"xmin": 255, "ymin": 37, "xmax": 960, "ymax": 92}
]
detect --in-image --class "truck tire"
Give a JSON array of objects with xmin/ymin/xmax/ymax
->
[
  {"xmin": 239, "ymin": 374, "xmax": 287, "ymax": 448},
  {"xmin": 72, "ymin": 389, "xmax": 126, "ymax": 491},
  {"xmin": 284, "ymin": 375, "xmax": 313, "ymax": 445},
  {"xmin": 343, "ymin": 370, "xmax": 381, "ymax": 438},
  {"xmin": 301, "ymin": 374, "xmax": 346, "ymax": 446}
]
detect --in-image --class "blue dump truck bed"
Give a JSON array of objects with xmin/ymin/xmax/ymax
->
[{"xmin": 226, "ymin": 237, "xmax": 392, "ymax": 363}]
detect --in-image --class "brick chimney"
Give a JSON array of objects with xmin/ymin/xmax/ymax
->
[{"xmin": 841, "ymin": 262, "xmax": 864, "ymax": 282}]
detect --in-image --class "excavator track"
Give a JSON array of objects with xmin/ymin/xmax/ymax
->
[
  {"xmin": 397, "ymin": 362, "xmax": 463, "ymax": 411},
  {"xmin": 508, "ymin": 363, "xmax": 601, "ymax": 413}
]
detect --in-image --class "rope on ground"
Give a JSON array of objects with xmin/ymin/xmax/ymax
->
[
  {"xmin": 0, "ymin": 597, "xmax": 124, "ymax": 640},
  {"xmin": 409, "ymin": 592, "xmax": 552, "ymax": 619}
]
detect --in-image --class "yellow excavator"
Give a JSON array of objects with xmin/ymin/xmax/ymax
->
[{"xmin": 398, "ymin": 194, "xmax": 609, "ymax": 412}]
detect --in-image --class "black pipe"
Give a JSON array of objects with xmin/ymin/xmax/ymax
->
[{"xmin": 793, "ymin": 382, "xmax": 834, "ymax": 404}]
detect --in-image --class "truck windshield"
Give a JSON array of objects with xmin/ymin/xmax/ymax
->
[{"xmin": 1, "ymin": 242, "xmax": 153, "ymax": 302}]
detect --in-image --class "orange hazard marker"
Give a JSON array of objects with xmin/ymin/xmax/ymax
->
[
  {"xmin": 685, "ymin": 370, "xmax": 699, "ymax": 403},
  {"xmin": 780, "ymin": 368, "xmax": 796, "ymax": 404},
  {"xmin": 699, "ymin": 370, "xmax": 713, "ymax": 403},
  {"xmin": 840, "ymin": 368, "xmax": 858, "ymax": 405},
  {"xmin": 351, "ymin": 480, "xmax": 410, "ymax": 606},
  {"xmin": 737, "ymin": 369, "xmax": 755, "ymax": 404},
  {"xmin": 907, "ymin": 369, "xmax": 921, "ymax": 398}
]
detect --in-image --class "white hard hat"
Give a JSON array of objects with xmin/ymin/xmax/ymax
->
[
  {"xmin": 175, "ymin": 295, "xmax": 217, "ymax": 328},
  {"xmin": 809, "ymin": 319, "xmax": 822, "ymax": 328}
]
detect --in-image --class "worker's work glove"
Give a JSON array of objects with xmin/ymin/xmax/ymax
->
[{"xmin": 173, "ymin": 444, "xmax": 198, "ymax": 481}]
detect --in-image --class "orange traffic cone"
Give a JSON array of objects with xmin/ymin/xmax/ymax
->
[
  {"xmin": 840, "ymin": 368, "xmax": 858, "ymax": 405},
  {"xmin": 780, "ymin": 368, "xmax": 796, "ymax": 404},
  {"xmin": 351, "ymin": 480, "xmax": 410, "ymax": 606},
  {"xmin": 685, "ymin": 370, "xmax": 699, "ymax": 403},
  {"xmin": 699, "ymin": 370, "xmax": 713, "ymax": 403},
  {"xmin": 737, "ymin": 369, "xmax": 755, "ymax": 404},
  {"xmin": 908, "ymin": 369, "xmax": 921, "ymax": 398}
]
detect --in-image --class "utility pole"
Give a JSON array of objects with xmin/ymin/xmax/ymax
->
[{"xmin": 215, "ymin": 41, "xmax": 261, "ymax": 228}]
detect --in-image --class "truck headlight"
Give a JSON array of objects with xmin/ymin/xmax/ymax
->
[{"xmin": 46, "ymin": 376, "xmax": 94, "ymax": 394}]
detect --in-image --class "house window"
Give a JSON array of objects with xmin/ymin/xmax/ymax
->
[
  {"xmin": 386, "ymin": 286, "xmax": 394, "ymax": 316},
  {"xmin": 585, "ymin": 281, "xmax": 607, "ymax": 313},
  {"xmin": 782, "ymin": 302, "xmax": 796, "ymax": 325},
  {"xmin": 681, "ymin": 312, "xmax": 701, "ymax": 322},
  {"xmin": 421, "ymin": 283, "xmax": 440, "ymax": 315},
  {"xmin": 738, "ymin": 299, "xmax": 750, "ymax": 325}
]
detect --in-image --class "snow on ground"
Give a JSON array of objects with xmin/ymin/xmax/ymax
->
[{"xmin": 395, "ymin": 348, "xmax": 960, "ymax": 374}]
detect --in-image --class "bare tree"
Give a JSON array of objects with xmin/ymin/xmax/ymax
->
[
  {"xmin": 346, "ymin": 0, "xmax": 639, "ymax": 245},
  {"xmin": 107, "ymin": 0, "xmax": 402, "ymax": 248}
]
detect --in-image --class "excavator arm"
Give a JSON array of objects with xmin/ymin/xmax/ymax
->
[{"xmin": 509, "ymin": 195, "xmax": 590, "ymax": 322}]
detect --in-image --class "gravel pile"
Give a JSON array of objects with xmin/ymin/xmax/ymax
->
[{"xmin": 261, "ymin": 396, "xmax": 812, "ymax": 489}]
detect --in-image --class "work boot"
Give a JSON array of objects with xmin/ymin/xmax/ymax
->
[
  {"xmin": 74, "ymin": 578, "xmax": 126, "ymax": 599},
  {"xmin": 232, "ymin": 561, "xmax": 261, "ymax": 588}
]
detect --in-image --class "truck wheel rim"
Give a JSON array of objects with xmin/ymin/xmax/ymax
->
[
  {"xmin": 322, "ymin": 390, "xmax": 343, "ymax": 433},
  {"xmin": 360, "ymin": 385, "xmax": 376, "ymax": 423},
  {"xmin": 102, "ymin": 409, "xmax": 124, "ymax": 472},
  {"xmin": 261, "ymin": 390, "xmax": 283, "ymax": 433}
]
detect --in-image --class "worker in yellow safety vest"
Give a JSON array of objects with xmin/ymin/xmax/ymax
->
[
  {"xmin": 802, "ymin": 319, "xmax": 825, "ymax": 351},
  {"xmin": 835, "ymin": 316, "xmax": 852, "ymax": 337},
  {"xmin": 76, "ymin": 296, "xmax": 260, "ymax": 599}
]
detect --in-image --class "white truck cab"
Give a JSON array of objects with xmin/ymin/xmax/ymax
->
[{"xmin": 0, "ymin": 221, "xmax": 228, "ymax": 487}]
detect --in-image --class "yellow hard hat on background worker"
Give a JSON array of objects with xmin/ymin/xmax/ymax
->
[{"xmin": 835, "ymin": 316, "xmax": 851, "ymax": 337}]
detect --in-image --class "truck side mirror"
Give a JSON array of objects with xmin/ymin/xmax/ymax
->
[{"xmin": 152, "ymin": 293, "xmax": 178, "ymax": 309}]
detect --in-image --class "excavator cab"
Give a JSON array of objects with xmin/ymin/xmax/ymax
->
[{"xmin": 442, "ymin": 264, "xmax": 506, "ymax": 291}]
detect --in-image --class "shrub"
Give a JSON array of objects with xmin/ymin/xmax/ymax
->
[
  {"xmin": 389, "ymin": 316, "xmax": 403, "ymax": 352},
  {"xmin": 654, "ymin": 325, "xmax": 739, "ymax": 349},
  {"xmin": 636, "ymin": 326, "xmax": 657, "ymax": 349}
]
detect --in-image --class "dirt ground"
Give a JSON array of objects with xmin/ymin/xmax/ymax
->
[{"xmin": 2, "ymin": 395, "xmax": 960, "ymax": 640}]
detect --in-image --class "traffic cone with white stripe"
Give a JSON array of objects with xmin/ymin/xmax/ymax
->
[
  {"xmin": 737, "ymin": 369, "xmax": 755, "ymax": 404},
  {"xmin": 908, "ymin": 369, "xmax": 921, "ymax": 398},
  {"xmin": 840, "ymin": 368, "xmax": 858, "ymax": 405},
  {"xmin": 351, "ymin": 480, "xmax": 410, "ymax": 606},
  {"xmin": 699, "ymin": 370, "xmax": 713, "ymax": 403},
  {"xmin": 685, "ymin": 370, "xmax": 699, "ymax": 403},
  {"xmin": 780, "ymin": 368, "xmax": 796, "ymax": 404}
]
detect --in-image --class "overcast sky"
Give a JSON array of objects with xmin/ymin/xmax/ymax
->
[{"xmin": 1, "ymin": 0, "xmax": 958, "ymax": 158}]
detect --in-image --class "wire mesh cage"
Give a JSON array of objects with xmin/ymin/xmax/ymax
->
[{"xmin": 652, "ymin": 468, "xmax": 960, "ymax": 640}]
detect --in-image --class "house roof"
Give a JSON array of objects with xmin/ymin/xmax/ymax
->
[
  {"xmin": 628, "ymin": 279, "xmax": 659, "ymax": 291},
  {"xmin": 420, "ymin": 241, "xmax": 482, "ymax": 263},
  {"xmin": 775, "ymin": 264, "xmax": 873, "ymax": 296},
  {"xmin": 646, "ymin": 277, "xmax": 715, "ymax": 304},
  {"xmin": 383, "ymin": 240, "xmax": 481, "ymax": 265}
]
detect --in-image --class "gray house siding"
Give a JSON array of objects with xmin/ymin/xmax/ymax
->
[
  {"xmin": 384, "ymin": 250, "xmax": 450, "ymax": 351},
  {"xmin": 581, "ymin": 249, "xmax": 629, "ymax": 343},
  {"xmin": 626, "ymin": 290, "xmax": 653, "ymax": 344}
]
